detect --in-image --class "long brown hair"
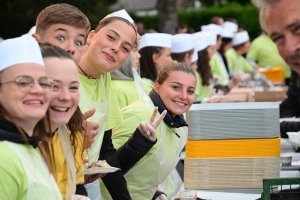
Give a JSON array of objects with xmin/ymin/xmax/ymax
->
[
  {"xmin": 196, "ymin": 48, "xmax": 212, "ymax": 86},
  {"xmin": 40, "ymin": 43, "xmax": 85, "ymax": 174}
]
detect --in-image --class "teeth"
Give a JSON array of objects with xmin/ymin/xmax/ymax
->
[
  {"xmin": 24, "ymin": 100, "xmax": 42, "ymax": 104},
  {"xmin": 52, "ymin": 107, "xmax": 68, "ymax": 112},
  {"xmin": 174, "ymin": 101, "xmax": 185, "ymax": 106}
]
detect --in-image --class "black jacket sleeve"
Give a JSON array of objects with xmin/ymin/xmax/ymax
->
[
  {"xmin": 117, "ymin": 128, "xmax": 157, "ymax": 174},
  {"xmin": 280, "ymin": 70, "xmax": 300, "ymax": 118},
  {"xmin": 99, "ymin": 129, "xmax": 131, "ymax": 200},
  {"xmin": 75, "ymin": 184, "xmax": 88, "ymax": 196},
  {"xmin": 152, "ymin": 190, "xmax": 167, "ymax": 200},
  {"xmin": 280, "ymin": 121, "xmax": 300, "ymax": 138}
]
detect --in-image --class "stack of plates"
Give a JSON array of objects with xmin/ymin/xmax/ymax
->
[{"xmin": 184, "ymin": 102, "xmax": 281, "ymax": 190}]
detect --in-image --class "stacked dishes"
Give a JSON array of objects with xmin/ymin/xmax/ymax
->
[{"xmin": 184, "ymin": 102, "xmax": 280, "ymax": 189}]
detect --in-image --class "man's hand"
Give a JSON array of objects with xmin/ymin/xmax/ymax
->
[
  {"xmin": 82, "ymin": 108, "xmax": 99, "ymax": 149},
  {"xmin": 138, "ymin": 107, "xmax": 167, "ymax": 141}
]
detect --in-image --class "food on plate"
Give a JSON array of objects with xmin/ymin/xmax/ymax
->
[{"xmin": 84, "ymin": 160, "xmax": 111, "ymax": 169}]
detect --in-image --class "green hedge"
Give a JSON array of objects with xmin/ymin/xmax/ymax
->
[{"xmin": 131, "ymin": 3, "xmax": 261, "ymax": 40}]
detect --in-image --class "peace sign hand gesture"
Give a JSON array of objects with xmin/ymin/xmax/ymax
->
[{"xmin": 138, "ymin": 107, "xmax": 167, "ymax": 142}]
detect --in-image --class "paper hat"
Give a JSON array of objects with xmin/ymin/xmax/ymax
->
[
  {"xmin": 139, "ymin": 33, "xmax": 173, "ymax": 50},
  {"xmin": 232, "ymin": 31, "xmax": 249, "ymax": 46},
  {"xmin": 223, "ymin": 21, "xmax": 238, "ymax": 33},
  {"xmin": 201, "ymin": 24, "xmax": 222, "ymax": 35},
  {"xmin": 193, "ymin": 32, "xmax": 208, "ymax": 52},
  {"xmin": 102, "ymin": 9, "xmax": 134, "ymax": 24},
  {"xmin": 171, "ymin": 33, "xmax": 194, "ymax": 53},
  {"xmin": 0, "ymin": 35, "xmax": 44, "ymax": 71},
  {"xmin": 221, "ymin": 27, "xmax": 234, "ymax": 38},
  {"xmin": 191, "ymin": 48, "xmax": 198, "ymax": 63}
]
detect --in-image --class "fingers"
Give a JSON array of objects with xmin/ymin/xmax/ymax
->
[
  {"xmin": 83, "ymin": 108, "xmax": 96, "ymax": 120},
  {"xmin": 149, "ymin": 107, "xmax": 158, "ymax": 124},
  {"xmin": 152, "ymin": 110, "xmax": 167, "ymax": 129}
]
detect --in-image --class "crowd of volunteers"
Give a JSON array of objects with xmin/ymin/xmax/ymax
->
[{"xmin": 0, "ymin": 0, "xmax": 299, "ymax": 199}]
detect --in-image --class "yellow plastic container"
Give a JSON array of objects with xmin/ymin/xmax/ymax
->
[{"xmin": 259, "ymin": 67, "xmax": 285, "ymax": 83}]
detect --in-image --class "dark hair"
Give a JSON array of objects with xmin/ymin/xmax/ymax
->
[
  {"xmin": 156, "ymin": 61, "xmax": 196, "ymax": 84},
  {"xmin": 171, "ymin": 49, "xmax": 194, "ymax": 63},
  {"xmin": 94, "ymin": 17, "xmax": 137, "ymax": 48},
  {"xmin": 220, "ymin": 37, "xmax": 233, "ymax": 54},
  {"xmin": 196, "ymin": 48, "xmax": 212, "ymax": 86},
  {"xmin": 175, "ymin": 23, "xmax": 187, "ymax": 33},
  {"xmin": 139, "ymin": 46, "xmax": 164, "ymax": 82},
  {"xmin": 36, "ymin": 3, "xmax": 90, "ymax": 37},
  {"xmin": 0, "ymin": 76, "xmax": 54, "ymax": 174},
  {"xmin": 233, "ymin": 41, "xmax": 248, "ymax": 51},
  {"xmin": 211, "ymin": 16, "xmax": 223, "ymax": 25},
  {"xmin": 39, "ymin": 42, "xmax": 85, "ymax": 174}
]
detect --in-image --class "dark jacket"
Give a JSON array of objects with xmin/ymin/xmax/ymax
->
[
  {"xmin": 280, "ymin": 70, "xmax": 300, "ymax": 138},
  {"xmin": 99, "ymin": 128, "xmax": 156, "ymax": 200}
]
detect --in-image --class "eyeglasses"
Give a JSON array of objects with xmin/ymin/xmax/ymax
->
[{"xmin": 0, "ymin": 75, "xmax": 54, "ymax": 93}]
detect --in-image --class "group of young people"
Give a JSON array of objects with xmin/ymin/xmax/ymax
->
[
  {"xmin": 0, "ymin": 3, "xmax": 196, "ymax": 200},
  {"xmin": 0, "ymin": 2, "xmax": 282, "ymax": 200}
]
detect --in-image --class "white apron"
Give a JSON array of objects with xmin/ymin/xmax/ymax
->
[
  {"xmin": 58, "ymin": 125, "xmax": 77, "ymax": 200},
  {"xmin": 123, "ymin": 96, "xmax": 187, "ymax": 199},
  {"xmin": 80, "ymin": 75, "xmax": 108, "ymax": 200},
  {"xmin": 5, "ymin": 141, "xmax": 62, "ymax": 200},
  {"xmin": 132, "ymin": 68, "xmax": 146, "ymax": 99}
]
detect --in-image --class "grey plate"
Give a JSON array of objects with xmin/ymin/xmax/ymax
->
[{"xmin": 281, "ymin": 165, "xmax": 300, "ymax": 170}]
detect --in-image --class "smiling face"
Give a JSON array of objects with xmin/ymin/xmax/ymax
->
[
  {"xmin": 265, "ymin": 0, "xmax": 300, "ymax": 74},
  {"xmin": 0, "ymin": 64, "xmax": 50, "ymax": 126},
  {"xmin": 154, "ymin": 71, "xmax": 196, "ymax": 117},
  {"xmin": 85, "ymin": 20, "xmax": 136, "ymax": 76},
  {"xmin": 44, "ymin": 57, "xmax": 80, "ymax": 130},
  {"xmin": 35, "ymin": 24, "xmax": 87, "ymax": 65}
]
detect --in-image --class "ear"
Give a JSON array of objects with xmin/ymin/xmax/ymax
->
[
  {"xmin": 32, "ymin": 33, "xmax": 40, "ymax": 42},
  {"xmin": 153, "ymin": 82, "xmax": 160, "ymax": 95},
  {"xmin": 152, "ymin": 53, "xmax": 159, "ymax": 64},
  {"xmin": 86, "ymin": 30, "xmax": 95, "ymax": 45}
]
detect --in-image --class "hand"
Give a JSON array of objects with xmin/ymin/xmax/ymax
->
[
  {"xmin": 83, "ymin": 159, "xmax": 106, "ymax": 184},
  {"xmin": 82, "ymin": 108, "xmax": 99, "ymax": 149},
  {"xmin": 71, "ymin": 195, "xmax": 91, "ymax": 200},
  {"xmin": 138, "ymin": 107, "xmax": 167, "ymax": 142},
  {"xmin": 155, "ymin": 194, "xmax": 168, "ymax": 200},
  {"xmin": 232, "ymin": 73, "xmax": 242, "ymax": 85}
]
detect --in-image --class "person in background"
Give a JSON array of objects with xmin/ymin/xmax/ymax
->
[
  {"xmin": 252, "ymin": 0, "xmax": 300, "ymax": 137},
  {"xmin": 111, "ymin": 47, "xmax": 145, "ymax": 109},
  {"xmin": 0, "ymin": 35, "xmax": 62, "ymax": 200},
  {"xmin": 226, "ymin": 31, "xmax": 272, "ymax": 87},
  {"xmin": 112, "ymin": 62, "xmax": 196, "ymax": 199},
  {"xmin": 139, "ymin": 33, "xmax": 173, "ymax": 94},
  {"xmin": 210, "ymin": 16, "xmax": 224, "ymax": 26},
  {"xmin": 247, "ymin": 33, "xmax": 291, "ymax": 85},
  {"xmin": 175, "ymin": 23, "xmax": 188, "ymax": 34},
  {"xmin": 136, "ymin": 22, "xmax": 146, "ymax": 35},
  {"xmin": 171, "ymin": 33, "xmax": 194, "ymax": 66}
]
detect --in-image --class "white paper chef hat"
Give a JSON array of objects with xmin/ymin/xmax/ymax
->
[
  {"xmin": 200, "ymin": 31, "xmax": 217, "ymax": 46},
  {"xmin": 232, "ymin": 31, "xmax": 249, "ymax": 46},
  {"xmin": 223, "ymin": 21, "xmax": 238, "ymax": 33},
  {"xmin": 171, "ymin": 33, "xmax": 194, "ymax": 53},
  {"xmin": 139, "ymin": 33, "xmax": 173, "ymax": 50},
  {"xmin": 201, "ymin": 24, "xmax": 222, "ymax": 35},
  {"xmin": 102, "ymin": 9, "xmax": 134, "ymax": 24},
  {"xmin": 0, "ymin": 35, "xmax": 44, "ymax": 71},
  {"xmin": 191, "ymin": 48, "xmax": 198, "ymax": 63},
  {"xmin": 221, "ymin": 27, "xmax": 234, "ymax": 38},
  {"xmin": 193, "ymin": 31, "xmax": 208, "ymax": 52}
]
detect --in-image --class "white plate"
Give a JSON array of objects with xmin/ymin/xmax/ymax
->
[{"xmin": 84, "ymin": 167, "xmax": 119, "ymax": 175}]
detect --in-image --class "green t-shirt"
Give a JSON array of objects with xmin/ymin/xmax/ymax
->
[
  {"xmin": 142, "ymin": 78, "xmax": 154, "ymax": 94},
  {"xmin": 247, "ymin": 34, "xmax": 291, "ymax": 78},
  {"xmin": 111, "ymin": 79, "xmax": 140, "ymax": 109},
  {"xmin": 79, "ymin": 73, "xmax": 123, "ymax": 131},
  {"xmin": 210, "ymin": 52, "xmax": 230, "ymax": 86},
  {"xmin": 226, "ymin": 48, "xmax": 253, "ymax": 74},
  {"xmin": 194, "ymin": 72, "xmax": 213, "ymax": 101}
]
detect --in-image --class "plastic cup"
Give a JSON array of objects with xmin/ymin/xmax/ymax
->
[{"xmin": 179, "ymin": 190, "xmax": 197, "ymax": 200}]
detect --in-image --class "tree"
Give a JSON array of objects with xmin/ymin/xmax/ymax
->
[{"xmin": 157, "ymin": 0, "xmax": 178, "ymax": 34}]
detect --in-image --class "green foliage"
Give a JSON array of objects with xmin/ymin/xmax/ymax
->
[{"xmin": 132, "ymin": 3, "xmax": 261, "ymax": 40}]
